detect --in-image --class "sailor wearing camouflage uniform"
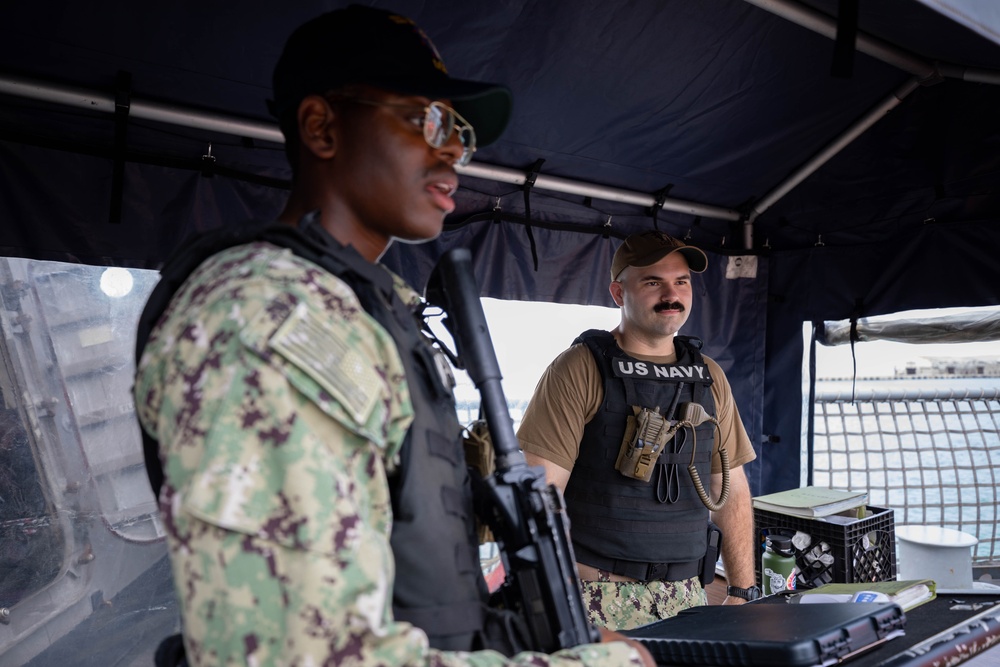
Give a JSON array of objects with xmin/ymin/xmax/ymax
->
[
  {"xmin": 518, "ymin": 232, "xmax": 759, "ymax": 631},
  {"xmin": 135, "ymin": 6, "xmax": 652, "ymax": 667}
]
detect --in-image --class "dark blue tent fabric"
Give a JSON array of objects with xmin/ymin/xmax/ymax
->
[{"xmin": 2, "ymin": 0, "xmax": 998, "ymax": 261}]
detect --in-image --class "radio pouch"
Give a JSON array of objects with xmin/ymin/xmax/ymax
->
[{"xmin": 615, "ymin": 406, "xmax": 675, "ymax": 482}]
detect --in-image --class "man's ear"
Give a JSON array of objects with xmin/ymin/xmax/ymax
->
[
  {"xmin": 609, "ymin": 280, "xmax": 624, "ymax": 307},
  {"xmin": 297, "ymin": 96, "xmax": 337, "ymax": 160}
]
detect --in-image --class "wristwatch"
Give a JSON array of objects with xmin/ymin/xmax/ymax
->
[{"xmin": 726, "ymin": 585, "xmax": 762, "ymax": 601}]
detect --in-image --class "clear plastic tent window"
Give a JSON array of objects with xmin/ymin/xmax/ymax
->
[{"xmin": 0, "ymin": 257, "xmax": 178, "ymax": 666}]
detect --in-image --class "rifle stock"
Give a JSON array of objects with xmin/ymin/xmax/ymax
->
[{"xmin": 425, "ymin": 248, "xmax": 600, "ymax": 653}]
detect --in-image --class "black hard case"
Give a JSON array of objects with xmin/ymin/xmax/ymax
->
[{"xmin": 622, "ymin": 602, "xmax": 906, "ymax": 666}]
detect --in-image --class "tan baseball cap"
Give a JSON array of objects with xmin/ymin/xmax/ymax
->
[{"xmin": 611, "ymin": 231, "xmax": 708, "ymax": 281}]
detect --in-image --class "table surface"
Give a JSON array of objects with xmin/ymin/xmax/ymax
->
[{"xmin": 780, "ymin": 591, "xmax": 1000, "ymax": 667}]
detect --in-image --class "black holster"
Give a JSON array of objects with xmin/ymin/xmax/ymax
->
[{"xmin": 699, "ymin": 522, "xmax": 722, "ymax": 586}]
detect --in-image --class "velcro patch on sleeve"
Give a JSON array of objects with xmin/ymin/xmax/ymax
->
[{"xmin": 268, "ymin": 302, "xmax": 380, "ymax": 426}]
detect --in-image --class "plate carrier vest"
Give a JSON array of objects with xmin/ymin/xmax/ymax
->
[{"xmin": 564, "ymin": 330, "xmax": 717, "ymax": 581}]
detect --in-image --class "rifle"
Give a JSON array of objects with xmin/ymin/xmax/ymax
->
[{"xmin": 425, "ymin": 248, "xmax": 600, "ymax": 653}]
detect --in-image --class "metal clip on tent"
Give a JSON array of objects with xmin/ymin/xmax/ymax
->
[
  {"xmin": 684, "ymin": 218, "xmax": 698, "ymax": 241},
  {"xmin": 201, "ymin": 142, "xmax": 216, "ymax": 178},
  {"xmin": 492, "ymin": 195, "xmax": 502, "ymax": 224},
  {"xmin": 602, "ymin": 214, "xmax": 613, "ymax": 239}
]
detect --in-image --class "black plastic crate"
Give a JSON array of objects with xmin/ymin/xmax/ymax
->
[{"xmin": 754, "ymin": 505, "xmax": 896, "ymax": 590}]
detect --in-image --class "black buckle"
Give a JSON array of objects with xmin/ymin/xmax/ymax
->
[{"xmin": 645, "ymin": 562, "xmax": 671, "ymax": 581}]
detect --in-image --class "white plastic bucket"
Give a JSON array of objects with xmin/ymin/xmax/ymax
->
[{"xmin": 895, "ymin": 525, "xmax": 978, "ymax": 590}]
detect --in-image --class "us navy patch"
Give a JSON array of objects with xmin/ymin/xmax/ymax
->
[
  {"xmin": 611, "ymin": 357, "xmax": 713, "ymax": 384},
  {"xmin": 268, "ymin": 302, "xmax": 381, "ymax": 425}
]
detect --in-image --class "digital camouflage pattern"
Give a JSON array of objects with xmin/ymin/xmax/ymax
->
[
  {"xmin": 135, "ymin": 242, "xmax": 642, "ymax": 667},
  {"xmin": 582, "ymin": 576, "xmax": 707, "ymax": 631}
]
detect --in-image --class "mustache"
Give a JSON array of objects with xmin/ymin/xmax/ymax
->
[{"xmin": 654, "ymin": 301, "xmax": 686, "ymax": 313}]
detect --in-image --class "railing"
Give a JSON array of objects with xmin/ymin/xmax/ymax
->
[{"xmin": 810, "ymin": 379, "xmax": 1000, "ymax": 568}]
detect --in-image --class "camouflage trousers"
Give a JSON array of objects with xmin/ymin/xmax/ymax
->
[{"xmin": 581, "ymin": 575, "xmax": 707, "ymax": 631}]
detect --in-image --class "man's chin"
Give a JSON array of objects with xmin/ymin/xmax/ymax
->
[
  {"xmin": 390, "ymin": 229, "xmax": 443, "ymax": 246},
  {"xmin": 390, "ymin": 218, "xmax": 446, "ymax": 246}
]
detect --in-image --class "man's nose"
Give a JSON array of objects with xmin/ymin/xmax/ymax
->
[
  {"xmin": 659, "ymin": 284, "xmax": 678, "ymax": 299},
  {"xmin": 436, "ymin": 128, "xmax": 464, "ymax": 164}
]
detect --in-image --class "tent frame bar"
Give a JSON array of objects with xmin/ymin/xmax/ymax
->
[{"xmin": 0, "ymin": 75, "xmax": 284, "ymax": 144}]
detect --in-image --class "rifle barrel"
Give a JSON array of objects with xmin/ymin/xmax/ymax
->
[{"xmin": 426, "ymin": 248, "xmax": 525, "ymax": 467}]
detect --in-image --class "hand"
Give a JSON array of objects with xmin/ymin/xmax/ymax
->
[
  {"xmin": 721, "ymin": 595, "xmax": 747, "ymax": 606},
  {"xmin": 599, "ymin": 627, "xmax": 656, "ymax": 667}
]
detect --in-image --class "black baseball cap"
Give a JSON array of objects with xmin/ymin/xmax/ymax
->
[{"xmin": 270, "ymin": 5, "xmax": 512, "ymax": 147}]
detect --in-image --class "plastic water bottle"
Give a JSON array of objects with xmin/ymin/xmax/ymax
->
[{"xmin": 762, "ymin": 535, "xmax": 798, "ymax": 595}]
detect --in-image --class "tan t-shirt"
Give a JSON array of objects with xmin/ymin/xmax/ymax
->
[{"xmin": 517, "ymin": 341, "xmax": 756, "ymax": 473}]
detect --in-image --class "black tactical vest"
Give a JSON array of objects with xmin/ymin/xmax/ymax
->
[
  {"xmin": 563, "ymin": 330, "xmax": 717, "ymax": 577},
  {"xmin": 136, "ymin": 215, "xmax": 514, "ymax": 655}
]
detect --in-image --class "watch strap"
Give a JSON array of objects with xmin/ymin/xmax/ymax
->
[{"xmin": 726, "ymin": 584, "xmax": 761, "ymax": 600}]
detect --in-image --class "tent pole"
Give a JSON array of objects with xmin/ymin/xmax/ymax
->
[
  {"xmin": 0, "ymin": 74, "xmax": 283, "ymax": 143},
  {"xmin": 746, "ymin": 76, "xmax": 922, "ymax": 226},
  {"xmin": 936, "ymin": 64, "xmax": 1000, "ymax": 86},
  {"xmin": 0, "ymin": 72, "xmax": 742, "ymax": 227},
  {"xmin": 457, "ymin": 163, "xmax": 740, "ymax": 220}
]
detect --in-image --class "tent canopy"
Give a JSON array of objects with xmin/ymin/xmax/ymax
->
[{"xmin": 2, "ymin": 0, "xmax": 999, "ymax": 493}]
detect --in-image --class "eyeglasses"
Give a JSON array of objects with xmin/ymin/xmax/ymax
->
[{"xmin": 328, "ymin": 95, "xmax": 477, "ymax": 166}]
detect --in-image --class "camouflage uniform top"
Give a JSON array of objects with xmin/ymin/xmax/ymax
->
[{"xmin": 135, "ymin": 241, "xmax": 642, "ymax": 667}]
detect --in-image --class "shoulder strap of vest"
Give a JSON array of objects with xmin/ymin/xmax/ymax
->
[
  {"xmin": 572, "ymin": 328, "xmax": 613, "ymax": 347},
  {"xmin": 573, "ymin": 329, "xmax": 616, "ymax": 358},
  {"xmin": 673, "ymin": 335, "xmax": 710, "ymax": 403},
  {"xmin": 675, "ymin": 334, "xmax": 704, "ymax": 354}
]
